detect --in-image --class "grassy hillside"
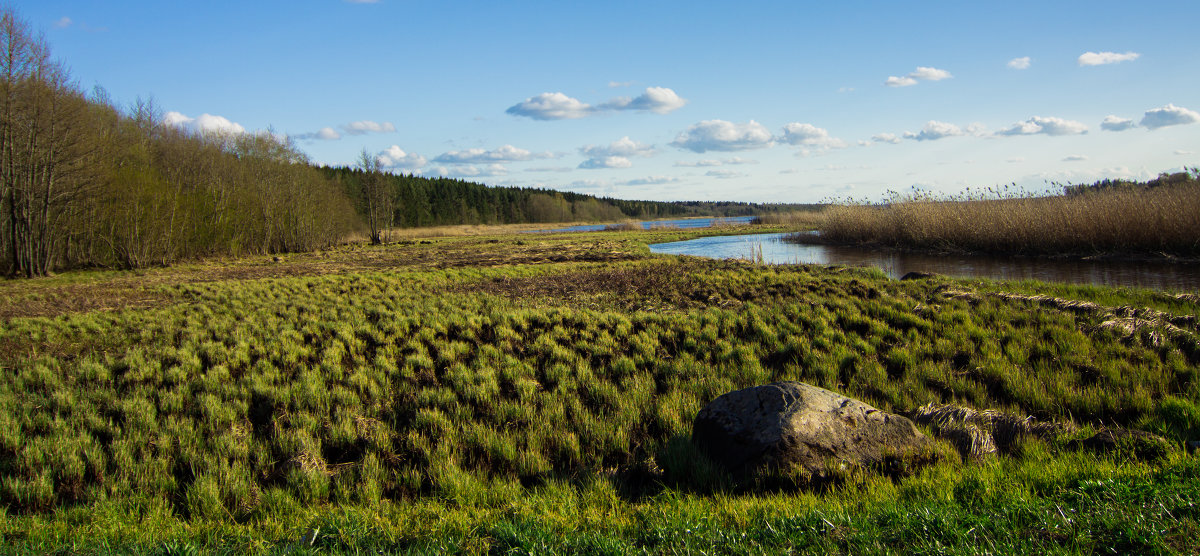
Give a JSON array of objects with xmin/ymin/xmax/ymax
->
[{"xmin": 1, "ymin": 228, "xmax": 1198, "ymax": 553}]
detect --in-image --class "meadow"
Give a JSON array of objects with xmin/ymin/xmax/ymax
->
[
  {"xmin": 1, "ymin": 227, "xmax": 1199, "ymax": 554},
  {"xmin": 794, "ymin": 173, "xmax": 1200, "ymax": 260}
]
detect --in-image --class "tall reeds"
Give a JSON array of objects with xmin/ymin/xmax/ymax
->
[{"xmin": 805, "ymin": 174, "xmax": 1200, "ymax": 257}]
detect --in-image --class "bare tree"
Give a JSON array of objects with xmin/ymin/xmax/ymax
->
[{"xmin": 356, "ymin": 148, "xmax": 392, "ymax": 245}]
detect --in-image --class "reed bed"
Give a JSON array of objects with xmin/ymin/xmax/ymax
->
[{"xmin": 807, "ymin": 177, "xmax": 1200, "ymax": 258}]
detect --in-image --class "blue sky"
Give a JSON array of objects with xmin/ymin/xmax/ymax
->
[{"xmin": 17, "ymin": 0, "xmax": 1200, "ymax": 203}]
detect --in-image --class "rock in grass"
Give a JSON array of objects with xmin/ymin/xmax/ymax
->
[{"xmin": 692, "ymin": 382, "xmax": 931, "ymax": 481}]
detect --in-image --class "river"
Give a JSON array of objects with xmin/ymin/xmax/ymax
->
[{"xmin": 648, "ymin": 232, "xmax": 1200, "ymax": 292}]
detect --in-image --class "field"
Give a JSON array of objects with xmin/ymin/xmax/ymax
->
[{"xmin": 2, "ymin": 227, "xmax": 1199, "ymax": 554}]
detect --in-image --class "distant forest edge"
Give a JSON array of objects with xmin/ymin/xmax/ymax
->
[
  {"xmin": 0, "ymin": 6, "xmax": 808, "ymax": 277},
  {"xmin": 319, "ymin": 166, "xmax": 815, "ymax": 230}
]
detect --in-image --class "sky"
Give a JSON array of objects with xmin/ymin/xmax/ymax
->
[{"xmin": 15, "ymin": 0, "xmax": 1200, "ymax": 203}]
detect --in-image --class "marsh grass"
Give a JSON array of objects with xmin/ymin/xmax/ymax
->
[
  {"xmin": 803, "ymin": 177, "xmax": 1200, "ymax": 258},
  {"xmin": 1, "ymin": 234, "xmax": 1199, "ymax": 552}
]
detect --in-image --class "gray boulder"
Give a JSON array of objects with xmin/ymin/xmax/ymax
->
[{"xmin": 692, "ymin": 381, "xmax": 931, "ymax": 479}]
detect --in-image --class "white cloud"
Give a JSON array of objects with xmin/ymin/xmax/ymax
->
[
  {"xmin": 870, "ymin": 133, "xmax": 902, "ymax": 144},
  {"xmin": 507, "ymin": 86, "xmax": 686, "ymax": 120},
  {"xmin": 1063, "ymin": 155, "xmax": 1089, "ymax": 162},
  {"xmin": 164, "ymin": 111, "xmax": 246, "ymax": 135},
  {"xmin": 341, "ymin": 120, "xmax": 396, "ymax": 135},
  {"xmin": 885, "ymin": 66, "xmax": 952, "ymax": 87},
  {"xmin": 671, "ymin": 120, "xmax": 774, "ymax": 152},
  {"xmin": 622, "ymin": 176, "xmax": 681, "ymax": 186},
  {"xmin": 1007, "ymin": 56, "xmax": 1031, "ymax": 69},
  {"xmin": 781, "ymin": 123, "xmax": 847, "ymax": 149},
  {"xmin": 579, "ymin": 136, "xmax": 655, "ymax": 158},
  {"xmin": 315, "ymin": 127, "xmax": 341, "ymax": 140},
  {"xmin": 903, "ymin": 120, "xmax": 965, "ymax": 141},
  {"xmin": 433, "ymin": 144, "xmax": 552, "ymax": 164},
  {"xmin": 525, "ymin": 166, "xmax": 574, "ymax": 173},
  {"xmin": 706, "ymin": 169, "xmax": 747, "ymax": 179},
  {"xmin": 1100, "ymin": 115, "xmax": 1137, "ymax": 132},
  {"xmin": 579, "ymin": 137, "xmax": 654, "ymax": 169},
  {"xmin": 996, "ymin": 116, "xmax": 1088, "ymax": 136},
  {"xmin": 377, "ymin": 146, "xmax": 426, "ymax": 170},
  {"xmin": 54, "ymin": 17, "xmax": 72, "ymax": 28},
  {"xmin": 579, "ymin": 156, "xmax": 633, "ymax": 169},
  {"xmin": 1078, "ymin": 51, "xmax": 1140, "ymax": 66},
  {"xmin": 506, "ymin": 92, "xmax": 593, "ymax": 120},
  {"xmin": 599, "ymin": 87, "xmax": 688, "ymax": 114},
  {"xmin": 608, "ymin": 80, "xmax": 634, "ymax": 88},
  {"xmin": 1177, "ymin": 150, "xmax": 1194, "ymax": 155},
  {"xmin": 1007, "ymin": 157, "xmax": 1025, "ymax": 163},
  {"xmin": 910, "ymin": 67, "xmax": 952, "ymax": 81},
  {"xmin": 1140, "ymin": 103, "xmax": 1200, "ymax": 130},
  {"xmin": 838, "ymin": 86, "xmax": 855, "ymax": 93},
  {"xmin": 885, "ymin": 76, "xmax": 918, "ymax": 87}
]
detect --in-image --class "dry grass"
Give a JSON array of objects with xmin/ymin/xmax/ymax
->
[
  {"xmin": 808, "ymin": 180, "xmax": 1200, "ymax": 258},
  {"xmin": 753, "ymin": 210, "xmax": 826, "ymax": 229}
]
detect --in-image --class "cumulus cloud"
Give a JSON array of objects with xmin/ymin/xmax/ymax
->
[
  {"xmin": 1140, "ymin": 103, "xmax": 1200, "ymax": 130},
  {"xmin": 996, "ymin": 116, "xmax": 1088, "ymax": 136},
  {"xmin": 1007, "ymin": 56, "xmax": 1031, "ymax": 69},
  {"xmin": 342, "ymin": 120, "xmax": 396, "ymax": 135},
  {"xmin": 1078, "ymin": 51, "xmax": 1140, "ymax": 66},
  {"xmin": 54, "ymin": 17, "xmax": 72, "ymax": 28},
  {"xmin": 903, "ymin": 120, "xmax": 965, "ymax": 141},
  {"xmin": 578, "ymin": 136, "xmax": 654, "ymax": 169},
  {"xmin": 870, "ymin": 133, "xmax": 903, "ymax": 144},
  {"xmin": 578, "ymin": 156, "xmax": 633, "ymax": 169},
  {"xmin": 506, "ymin": 92, "xmax": 593, "ymax": 120},
  {"xmin": 1100, "ymin": 115, "xmax": 1137, "ymax": 132},
  {"xmin": 506, "ymin": 87, "xmax": 686, "ymax": 120},
  {"xmin": 433, "ymin": 144, "xmax": 552, "ymax": 164},
  {"xmin": 164, "ymin": 111, "xmax": 246, "ymax": 135},
  {"xmin": 885, "ymin": 66, "xmax": 952, "ymax": 87},
  {"xmin": 579, "ymin": 136, "xmax": 655, "ymax": 159},
  {"xmin": 599, "ymin": 87, "xmax": 688, "ymax": 114},
  {"xmin": 780, "ymin": 123, "xmax": 847, "ymax": 149},
  {"xmin": 885, "ymin": 76, "xmax": 918, "ymax": 87},
  {"xmin": 376, "ymin": 146, "xmax": 426, "ymax": 170},
  {"xmin": 1063, "ymin": 155, "xmax": 1089, "ymax": 162},
  {"xmin": 671, "ymin": 120, "xmax": 774, "ymax": 153}
]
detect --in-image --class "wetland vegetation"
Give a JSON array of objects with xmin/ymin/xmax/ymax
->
[
  {"xmin": 2, "ymin": 228, "xmax": 1199, "ymax": 553},
  {"xmin": 789, "ymin": 170, "xmax": 1200, "ymax": 261}
]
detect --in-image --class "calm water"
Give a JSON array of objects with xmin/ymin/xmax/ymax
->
[
  {"xmin": 540, "ymin": 215, "xmax": 756, "ymax": 233},
  {"xmin": 649, "ymin": 233, "xmax": 1200, "ymax": 292}
]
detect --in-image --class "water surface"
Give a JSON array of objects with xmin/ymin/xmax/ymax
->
[{"xmin": 649, "ymin": 233, "xmax": 1200, "ymax": 292}]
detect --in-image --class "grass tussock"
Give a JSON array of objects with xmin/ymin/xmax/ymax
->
[
  {"xmin": 805, "ymin": 173, "xmax": 1200, "ymax": 258},
  {"xmin": 2, "ymin": 232, "xmax": 1200, "ymax": 552}
]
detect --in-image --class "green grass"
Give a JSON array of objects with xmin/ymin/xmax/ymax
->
[{"xmin": 1, "ymin": 231, "xmax": 1198, "ymax": 553}]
